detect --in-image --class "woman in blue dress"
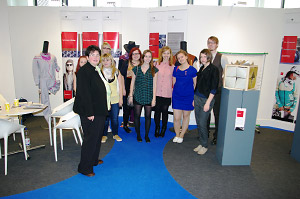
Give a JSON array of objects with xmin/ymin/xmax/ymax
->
[{"xmin": 172, "ymin": 50, "xmax": 197, "ymax": 143}]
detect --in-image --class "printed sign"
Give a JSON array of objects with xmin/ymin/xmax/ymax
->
[{"xmin": 235, "ymin": 108, "xmax": 246, "ymax": 131}]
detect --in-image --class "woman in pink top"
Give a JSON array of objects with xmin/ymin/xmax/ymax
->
[{"xmin": 154, "ymin": 46, "xmax": 174, "ymax": 137}]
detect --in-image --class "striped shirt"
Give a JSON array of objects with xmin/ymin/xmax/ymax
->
[{"xmin": 133, "ymin": 66, "xmax": 159, "ymax": 105}]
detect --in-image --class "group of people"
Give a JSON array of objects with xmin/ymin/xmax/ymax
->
[{"xmin": 73, "ymin": 36, "xmax": 227, "ymax": 177}]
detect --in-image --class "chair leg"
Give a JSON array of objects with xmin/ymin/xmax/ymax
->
[
  {"xmin": 20, "ymin": 128, "xmax": 28, "ymax": 160},
  {"xmin": 72, "ymin": 129, "xmax": 78, "ymax": 144},
  {"xmin": 52, "ymin": 118, "xmax": 57, "ymax": 147},
  {"xmin": 60, "ymin": 129, "xmax": 63, "ymax": 150},
  {"xmin": 48, "ymin": 117, "xmax": 52, "ymax": 146},
  {"xmin": 53, "ymin": 127, "xmax": 58, "ymax": 162},
  {"xmin": 4, "ymin": 136, "xmax": 8, "ymax": 175},
  {"xmin": 75, "ymin": 127, "xmax": 83, "ymax": 145}
]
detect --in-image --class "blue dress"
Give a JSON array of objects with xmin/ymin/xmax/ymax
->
[{"xmin": 172, "ymin": 65, "xmax": 197, "ymax": 111}]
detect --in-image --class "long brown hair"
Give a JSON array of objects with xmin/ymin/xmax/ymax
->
[{"xmin": 142, "ymin": 50, "xmax": 156, "ymax": 77}]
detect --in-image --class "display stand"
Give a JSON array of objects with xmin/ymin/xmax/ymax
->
[
  {"xmin": 216, "ymin": 88, "xmax": 260, "ymax": 165},
  {"xmin": 291, "ymin": 107, "xmax": 300, "ymax": 162}
]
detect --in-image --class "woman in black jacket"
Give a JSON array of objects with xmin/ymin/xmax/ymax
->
[
  {"xmin": 73, "ymin": 45, "xmax": 108, "ymax": 177},
  {"xmin": 193, "ymin": 49, "xmax": 219, "ymax": 155}
]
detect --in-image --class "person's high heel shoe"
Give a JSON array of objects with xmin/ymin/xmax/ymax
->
[{"xmin": 160, "ymin": 126, "xmax": 167, "ymax": 138}]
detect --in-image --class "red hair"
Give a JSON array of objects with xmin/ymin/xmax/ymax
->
[
  {"xmin": 75, "ymin": 56, "xmax": 87, "ymax": 75},
  {"xmin": 129, "ymin": 47, "xmax": 142, "ymax": 64}
]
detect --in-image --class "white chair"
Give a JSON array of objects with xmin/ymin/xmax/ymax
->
[
  {"xmin": 53, "ymin": 111, "xmax": 83, "ymax": 161},
  {"xmin": 0, "ymin": 94, "xmax": 19, "ymax": 141},
  {"xmin": 48, "ymin": 98, "xmax": 75, "ymax": 146},
  {"xmin": 0, "ymin": 119, "xmax": 28, "ymax": 175}
]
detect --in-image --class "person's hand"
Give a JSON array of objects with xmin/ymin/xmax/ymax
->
[
  {"xmin": 278, "ymin": 107, "xmax": 284, "ymax": 111},
  {"xmin": 203, "ymin": 103, "xmax": 210, "ymax": 112},
  {"xmin": 192, "ymin": 100, "xmax": 194, "ymax": 107},
  {"xmin": 119, "ymin": 98, "xmax": 123, "ymax": 107},
  {"xmin": 128, "ymin": 96, "xmax": 133, "ymax": 106},
  {"xmin": 151, "ymin": 99, "xmax": 156, "ymax": 107},
  {"xmin": 88, "ymin": 116, "xmax": 94, "ymax": 121}
]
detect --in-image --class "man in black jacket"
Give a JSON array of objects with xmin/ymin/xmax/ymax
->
[{"xmin": 73, "ymin": 45, "xmax": 108, "ymax": 177}]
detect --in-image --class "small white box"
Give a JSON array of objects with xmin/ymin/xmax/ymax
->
[{"xmin": 224, "ymin": 64, "xmax": 258, "ymax": 90}]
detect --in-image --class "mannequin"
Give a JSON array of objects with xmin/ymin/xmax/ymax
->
[{"xmin": 32, "ymin": 41, "xmax": 60, "ymax": 123}]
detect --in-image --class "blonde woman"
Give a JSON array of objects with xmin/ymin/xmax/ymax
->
[
  {"xmin": 154, "ymin": 46, "xmax": 174, "ymax": 138},
  {"xmin": 101, "ymin": 42, "xmax": 112, "ymax": 55},
  {"xmin": 100, "ymin": 53, "xmax": 123, "ymax": 142}
]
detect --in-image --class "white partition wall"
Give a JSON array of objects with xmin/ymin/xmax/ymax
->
[
  {"xmin": 0, "ymin": 1, "xmax": 16, "ymax": 103},
  {"xmin": 8, "ymin": 6, "xmax": 62, "ymax": 109}
]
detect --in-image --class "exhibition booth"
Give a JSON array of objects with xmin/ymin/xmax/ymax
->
[{"xmin": 1, "ymin": 3, "xmax": 300, "ymax": 141}]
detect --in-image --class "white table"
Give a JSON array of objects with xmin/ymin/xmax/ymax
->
[{"xmin": 0, "ymin": 102, "xmax": 47, "ymax": 157}]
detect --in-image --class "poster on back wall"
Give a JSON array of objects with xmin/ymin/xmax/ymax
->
[
  {"xmin": 149, "ymin": 33, "xmax": 159, "ymax": 59},
  {"xmin": 159, "ymin": 34, "xmax": 166, "ymax": 49},
  {"xmin": 61, "ymin": 32, "xmax": 80, "ymax": 101},
  {"xmin": 103, "ymin": 32, "xmax": 121, "ymax": 58},
  {"xmin": 280, "ymin": 36, "xmax": 300, "ymax": 64},
  {"xmin": 82, "ymin": 32, "xmax": 99, "ymax": 56},
  {"xmin": 272, "ymin": 65, "xmax": 300, "ymax": 123}
]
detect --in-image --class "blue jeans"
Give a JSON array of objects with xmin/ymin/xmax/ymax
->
[
  {"xmin": 194, "ymin": 95, "xmax": 215, "ymax": 148},
  {"xmin": 104, "ymin": 103, "xmax": 120, "ymax": 136}
]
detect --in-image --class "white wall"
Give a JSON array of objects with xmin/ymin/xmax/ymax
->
[
  {"xmin": 8, "ymin": 6, "xmax": 63, "ymax": 109},
  {"xmin": 0, "ymin": 1, "xmax": 16, "ymax": 103}
]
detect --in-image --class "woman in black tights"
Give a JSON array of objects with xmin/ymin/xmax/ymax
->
[
  {"xmin": 128, "ymin": 50, "xmax": 158, "ymax": 142},
  {"xmin": 119, "ymin": 47, "xmax": 142, "ymax": 133},
  {"xmin": 154, "ymin": 46, "xmax": 174, "ymax": 138}
]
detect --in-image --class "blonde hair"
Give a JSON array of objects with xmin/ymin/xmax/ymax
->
[
  {"xmin": 100, "ymin": 53, "xmax": 116, "ymax": 76},
  {"xmin": 101, "ymin": 42, "xmax": 112, "ymax": 51},
  {"xmin": 158, "ymin": 46, "xmax": 173, "ymax": 65}
]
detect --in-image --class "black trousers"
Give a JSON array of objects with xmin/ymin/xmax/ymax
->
[
  {"xmin": 78, "ymin": 115, "xmax": 106, "ymax": 175},
  {"xmin": 207, "ymin": 87, "xmax": 222, "ymax": 139},
  {"xmin": 123, "ymin": 77, "xmax": 133, "ymax": 126}
]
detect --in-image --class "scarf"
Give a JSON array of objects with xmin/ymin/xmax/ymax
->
[{"xmin": 95, "ymin": 65, "xmax": 111, "ymax": 110}]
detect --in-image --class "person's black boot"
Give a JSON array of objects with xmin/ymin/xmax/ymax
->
[
  {"xmin": 155, "ymin": 125, "xmax": 160, "ymax": 138},
  {"xmin": 137, "ymin": 133, "xmax": 142, "ymax": 142},
  {"xmin": 160, "ymin": 126, "xmax": 167, "ymax": 138},
  {"xmin": 123, "ymin": 126, "xmax": 132, "ymax": 133},
  {"xmin": 145, "ymin": 134, "xmax": 150, "ymax": 143}
]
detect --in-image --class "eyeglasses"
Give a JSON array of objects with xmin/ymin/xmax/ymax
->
[
  {"xmin": 207, "ymin": 41, "xmax": 216, "ymax": 44},
  {"xmin": 103, "ymin": 47, "xmax": 111, "ymax": 50},
  {"xmin": 132, "ymin": 53, "xmax": 140, "ymax": 56},
  {"xmin": 67, "ymin": 63, "xmax": 73, "ymax": 66},
  {"xmin": 90, "ymin": 53, "xmax": 100, "ymax": 57}
]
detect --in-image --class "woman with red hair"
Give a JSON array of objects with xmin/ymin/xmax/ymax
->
[
  {"xmin": 74, "ymin": 56, "xmax": 87, "ymax": 93},
  {"xmin": 119, "ymin": 47, "xmax": 142, "ymax": 133}
]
